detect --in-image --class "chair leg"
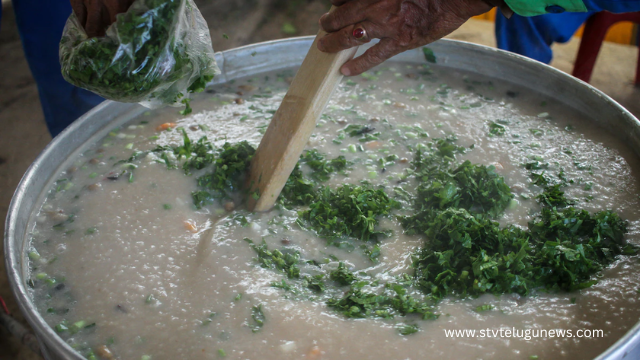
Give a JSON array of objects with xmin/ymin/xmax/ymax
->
[{"xmin": 573, "ymin": 13, "xmax": 615, "ymax": 83}]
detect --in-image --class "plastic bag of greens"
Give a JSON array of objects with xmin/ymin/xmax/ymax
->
[{"xmin": 59, "ymin": 0, "xmax": 219, "ymax": 109}]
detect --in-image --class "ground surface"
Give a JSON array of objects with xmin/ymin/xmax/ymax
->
[{"xmin": 1, "ymin": 1, "xmax": 639, "ymax": 359}]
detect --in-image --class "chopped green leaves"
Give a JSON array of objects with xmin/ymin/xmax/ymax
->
[
  {"xmin": 250, "ymin": 304, "xmax": 265, "ymax": 332},
  {"xmin": 173, "ymin": 128, "xmax": 216, "ymax": 174},
  {"xmin": 403, "ymin": 141, "xmax": 513, "ymax": 237},
  {"xmin": 488, "ymin": 122, "xmax": 506, "ymax": 136},
  {"xmin": 327, "ymin": 284, "xmax": 437, "ymax": 320},
  {"xmin": 412, "ymin": 161, "xmax": 513, "ymax": 219},
  {"xmin": 330, "ymin": 262, "xmax": 357, "ymax": 286},
  {"xmin": 278, "ymin": 150, "xmax": 353, "ymax": 207},
  {"xmin": 279, "ymin": 164, "xmax": 316, "ymax": 207},
  {"xmin": 397, "ymin": 323, "xmax": 419, "ymax": 335},
  {"xmin": 193, "ymin": 141, "xmax": 256, "ymax": 207},
  {"xmin": 475, "ymin": 304, "xmax": 494, "ymax": 312},
  {"xmin": 408, "ymin": 150, "xmax": 632, "ymax": 301},
  {"xmin": 300, "ymin": 149, "xmax": 349, "ymax": 182},
  {"xmin": 192, "ymin": 191, "xmax": 215, "ymax": 209},
  {"xmin": 411, "ymin": 208, "xmax": 532, "ymax": 299},
  {"xmin": 297, "ymin": 184, "xmax": 400, "ymax": 242},
  {"xmin": 423, "ymin": 47, "xmax": 437, "ymax": 63},
  {"xmin": 55, "ymin": 321, "xmax": 69, "ymax": 333},
  {"xmin": 246, "ymin": 238, "xmax": 300, "ymax": 279},
  {"xmin": 123, "ymin": 129, "xmax": 216, "ymax": 177},
  {"xmin": 281, "ymin": 22, "xmax": 297, "ymax": 35},
  {"xmin": 529, "ymin": 206, "xmax": 630, "ymax": 291},
  {"xmin": 343, "ymin": 124, "xmax": 376, "ymax": 137},
  {"xmin": 180, "ymin": 99, "xmax": 193, "ymax": 116}
]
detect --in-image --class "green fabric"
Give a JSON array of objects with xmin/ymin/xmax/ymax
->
[{"xmin": 504, "ymin": 0, "xmax": 588, "ymax": 16}]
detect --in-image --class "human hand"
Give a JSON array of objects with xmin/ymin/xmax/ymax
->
[
  {"xmin": 70, "ymin": 0, "xmax": 135, "ymax": 38},
  {"xmin": 317, "ymin": 0, "xmax": 493, "ymax": 76}
]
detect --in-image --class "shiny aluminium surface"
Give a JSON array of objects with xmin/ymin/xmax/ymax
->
[{"xmin": 5, "ymin": 37, "xmax": 640, "ymax": 360}]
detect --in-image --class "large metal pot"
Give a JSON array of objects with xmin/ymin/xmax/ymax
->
[{"xmin": 6, "ymin": 37, "xmax": 640, "ymax": 360}]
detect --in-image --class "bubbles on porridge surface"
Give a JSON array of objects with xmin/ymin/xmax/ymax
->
[{"xmin": 55, "ymin": 243, "xmax": 67, "ymax": 254}]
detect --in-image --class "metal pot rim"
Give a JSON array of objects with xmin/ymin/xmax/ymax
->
[{"xmin": 5, "ymin": 36, "xmax": 640, "ymax": 360}]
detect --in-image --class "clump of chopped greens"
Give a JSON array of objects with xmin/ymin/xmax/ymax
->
[
  {"xmin": 175, "ymin": 129, "xmax": 216, "ymax": 173},
  {"xmin": 277, "ymin": 150, "xmax": 351, "ymax": 207},
  {"xmin": 403, "ymin": 138, "xmax": 513, "ymax": 235},
  {"xmin": 488, "ymin": 121, "xmax": 506, "ymax": 136},
  {"xmin": 411, "ymin": 208, "xmax": 532, "ymax": 298},
  {"xmin": 245, "ymin": 238, "xmax": 300, "ymax": 279},
  {"xmin": 59, "ymin": 0, "xmax": 218, "ymax": 107},
  {"xmin": 152, "ymin": 128, "xmax": 216, "ymax": 174},
  {"xmin": 193, "ymin": 141, "xmax": 256, "ymax": 207},
  {"xmin": 327, "ymin": 283, "xmax": 437, "ymax": 320},
  {"xmin": 243, "ymin": 239, "xmax": 437, "ymax": 321},
  {"xmin": 343, "ymin": 124, "xmax": 376, "ymax": 137},
  {"xmin": 300, "ymin": 149, "xmax": 350, "ymax": 182},
  {"xmin": 340, "ymin": 124, "xmax": 381, "ymax": 143},
  {"xmin": 117, "ymin": 131, "xmax": 349, "ymax": 209},
  {"xmin": 410, "ymin": 137, "xmax": 466, "ymax": 181},
  {"xmin": 330, "ymin": 262, "xmax": 357, "ymax": 286},
  {"xmin": 113, "ymin": 128, "xmax": 216, "ymax": 177},
  {"xmin": 397, "ymin": 323, "xmax": 420, "ymax": 335},
  {"xmin": 148, "ymin": 133, "xmax": 349, "ymax": 209},
  {"xmin": 409, "ymin": 163, "xmax": 632, "ymax": 300},
  {"xmin": 531, "ymin": 174, "xmax": 572, "ymax": 208},
  {"xmin": 246, "ymin": 240, "xmax": 328, "ymax": 294},
  {"xmin": 411, "ymin": 161, "xmax": 513, "ymax": 219},
  {"xmin": 250, "ymin": 304, "xmax": 265, "ymax": 333},
  {"xmin": 118, "ymin": 132, "xmax": 254, "ymax": 208},
  {"xmin": 278, "ymin": 164, "xmax": 317, "ymax": 207},
  {"xmin": 528, "ymin": 206, "xmax": 631, "ymax": 291},
  {"xmin": 297, "ymin": 184, "xmax": 400, "ymax": 242},
  {"xmin": 302, "ymin": 274, "xmax": 326, "ymax": 293}
]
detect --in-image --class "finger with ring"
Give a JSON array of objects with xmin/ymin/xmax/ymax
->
[{"xmin": 318, "ymin": 23, "xmax": 377, "ymax": 52}]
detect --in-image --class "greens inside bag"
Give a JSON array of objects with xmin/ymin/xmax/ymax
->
[{"xmin": 59, "ymin": 0, "xmax": 219, "ymax": 109}]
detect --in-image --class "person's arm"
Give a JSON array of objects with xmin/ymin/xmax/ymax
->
[
  {"xmin": 317, "ymin": 0, "xmax": 495, "ymax": 76},
  {"xmin": 318, "ymin": 0, "xmax": 640, "ymax": 76},
  {"xmin": 69, "ymin": 0, "xmax": 134, "ymax": 38}
]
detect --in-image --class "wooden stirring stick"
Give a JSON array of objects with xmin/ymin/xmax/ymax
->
[{"xmin": 246, "ymin": 16, "xmax": 359, "ymax": 212}]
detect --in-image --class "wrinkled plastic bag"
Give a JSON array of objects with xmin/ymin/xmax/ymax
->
[{"xmin": 59, "ymin": 0, "xmax": 219, "ymax": 109}]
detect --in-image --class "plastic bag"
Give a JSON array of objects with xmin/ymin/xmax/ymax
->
[{"xmin": 59, "ymin": 0, "xmax": 219, "ymax": 109}]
